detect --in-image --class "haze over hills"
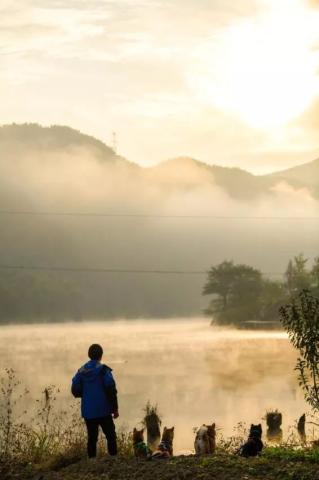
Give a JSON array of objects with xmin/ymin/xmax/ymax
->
[
  {"xmin": 148, "ymin": 157, "xmax": 281, "ymax": 201},
  {"xmin": 0, "ymin": 123, "xmax": 318, "ymax": 322},
  {"xmin": 269, "ymin": 157, "xmax": 319, "ymax": 195},
  {"xmin": 0, "ymin": 123, "xmax": 121, "ymax": 164},
  {"xmin": 1, "ymin": 123, "xmax": 318, "ymax": 198},
  {"xmin": 148, "ymin": 155, "xmax": 319, "ymax": 200}
]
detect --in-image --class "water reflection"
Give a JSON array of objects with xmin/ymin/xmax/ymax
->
[{"xmin": 0, "ymin": 319, "xmax": 306, "ymax": 452}]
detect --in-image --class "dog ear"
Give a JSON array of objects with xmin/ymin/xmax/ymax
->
[
  {"xmin": 133, "ymin": 428, "xmax": 137, "ymax": 433},
  {"xmin": 163, "ymin": 427, "xmax": 167, "ymax": 432},
  {"xmin": 212, "ymin": 423, "xmax": 215, "ymax": 428},
  {"xmin": 258, "ymin": 424, "xmax": 261, "ymax": 427}
]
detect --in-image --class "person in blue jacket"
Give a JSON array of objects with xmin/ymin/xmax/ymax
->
[{"xmin": 72, "ymin": 343, "xmax": 119, "ymax": 457}]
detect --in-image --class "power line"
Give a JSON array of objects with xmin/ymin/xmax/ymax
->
[
  {"xmin": 0, "ymin": 210, "xmax": 318, "ymax": 220},
  {"xmin": 0, "ymin": 265, "xmax": 208, "ymax": 275},
  {"xmin": 0, "ymin": 264, "xmax": 285, "ymax": 276}
]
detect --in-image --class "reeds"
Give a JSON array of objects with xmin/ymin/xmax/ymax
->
[
  {"xmin": 1, "ymin": 369, "xmax": 319, "ymax": 468},
  {"xmin": 142, "ymin": 401, "xmax": 162, "ymax": 450},
  {"xmin": 0, "ymin": 369, "xmax": 131, "ymax": 465}
]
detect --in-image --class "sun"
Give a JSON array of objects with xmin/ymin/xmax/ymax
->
[{"xmin": 189, "ymin": 0, "xmax": 319, "ymax": 129}]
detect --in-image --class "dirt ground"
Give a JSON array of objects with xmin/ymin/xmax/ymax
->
[{"xmin": 2, "ymin": 454, "xmax": 319, "ymax": 480}]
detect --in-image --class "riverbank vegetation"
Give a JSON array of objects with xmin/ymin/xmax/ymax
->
[
  {"xmin": 3, "ymin": 450, "xmax": 319, "ymax": 480},
  {"xmin": 1, "ymin": 367, "xmax": 319, "ymax": 480},
  {"xmin": 2, "ymin": 291, "xmax": 319, "ymax": 479},
  {"xmin": 0, "ymin": 369, "xmax": 133, "ymax": 466},
  {"xmin": 203, "ymin": 254, "xmax": 319, "ymax": 326}
]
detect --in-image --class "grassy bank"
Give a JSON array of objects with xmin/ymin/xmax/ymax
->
[
  {"xmin": 3, "ymin": 450, "xmax": 319, "ymax": 480},
  {"xmin": 2, "ymin": 369, "xmax": 319, "ymax": 479}
]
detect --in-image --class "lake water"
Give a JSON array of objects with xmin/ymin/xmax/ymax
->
[{"xmin": 0, "ymin": 319, "xmax": 309, "ymax": 452}]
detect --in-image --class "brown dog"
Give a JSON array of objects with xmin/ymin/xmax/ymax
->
[
  {"xmin": 194, "ymin": 423, "xmax": 216, "ymax": 454},
  {"xmin": 152, "ymin": 427, "xmax": 175, "ymax": 459},
  {"xmin": 207, "ymin": 424, "xmax": 216, "ymax": 453},
  {"xmin": 133, "ymin": 428, "xmax": 150, "ymax": 458}
]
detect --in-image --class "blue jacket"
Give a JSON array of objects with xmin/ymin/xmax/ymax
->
[{"xmin": 72, "ymin": 360, "xmax": 116, "ymax": 419}]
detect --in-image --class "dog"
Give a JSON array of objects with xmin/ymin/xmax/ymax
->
[
  {"xmin": 239, "ymin": 424, "xmax": 263, "ymax": 457},
  {"xmin": 194, "ymin": 423, "xmax": 216, "ymax": 455},
  {"xmin": 133, "ymin": 428, "xmax": 151, "ymax": 458},
  {"xmin": 152, "ymin": 426, "xmax": 174, "ymax": 459},
  {"xmin": 206, "ymin": 424, "xmax": 216, "ymax": 453}
]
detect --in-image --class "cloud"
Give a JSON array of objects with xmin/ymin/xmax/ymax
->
[
  {"xmin": 298, "ymin": 97, "xmax": 319, "ymax": 131},
  {"xmin": 0, "ymin": 0, "xmax": 259, "ymax": 60},
  {"xmin": 307, "ymin": 0, "xmax": 319, "ymax": 7},
  {"xmin": 1, "ymin": 0, "xmax": 317, "ymax": 172}
]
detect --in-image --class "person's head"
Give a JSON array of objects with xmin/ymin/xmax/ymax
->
[{"xmin": 88, "ymin": 343, "xmax": 103, "ymax": 361}]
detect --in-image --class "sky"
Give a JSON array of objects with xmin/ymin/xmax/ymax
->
[{"xmin": 1, "ymin": 0, "xmax": 319, "ymax": 173}]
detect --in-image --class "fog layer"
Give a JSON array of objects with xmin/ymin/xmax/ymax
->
[
  {"xmin": 0, "ymin": 124, "xmax": 318, "ymax": 320},
  {"xmin": 0, "ymin": 320, "xmax": 307, "ymax": 453}
]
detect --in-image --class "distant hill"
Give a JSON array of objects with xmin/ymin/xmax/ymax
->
[
  {"xmin": 0, "ymin": 123, "xmax": 317, "ymax": 199},
  {"xmin": 148, "ymin": 155, "xmax": 316, "ymax": 200},
  {"xmin": 147, "ymin": 157, "xmax": 275, "ymax": 200},
  {"xmin": 269, "ymin": 158, "xmax": 319, "ymax": 197},
  {"xmin": 0, "ymin": 123, "xmax": 130, "ymax": 166}
]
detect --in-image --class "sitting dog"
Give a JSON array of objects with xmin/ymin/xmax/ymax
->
[
  {"xmin": 239, "ymin": 424, "xmax": 263, "ymax": 457},
  {"xmin": 206, "ymin": 424, "xmax": 216, "ymax": 453},
  {"xmin": 133, "ymin": 428, "xmax": 151, "ymax": 458},
  {"xmin": 152, "ymin": 426, "xmax": 174, "ymax": 459},
  {"xmin": 194, "ymin": 423, "xmax": 216, "ymax": 455}
]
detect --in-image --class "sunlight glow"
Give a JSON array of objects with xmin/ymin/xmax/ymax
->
[{"xmin": 190, "ymin": 0, "xmax": 319, "ymax": 129}]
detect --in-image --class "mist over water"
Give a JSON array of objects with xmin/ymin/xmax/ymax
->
[
  {"xmin": 0, "ymin": 319, "xmax": 307, "ymax": 453},
  {"xmin": 1, "ymin": 127, "xmax": 319, "ymax": 319}
]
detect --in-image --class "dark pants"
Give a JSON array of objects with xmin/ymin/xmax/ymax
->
[{"xmin": 85, "ymin": 415, "xmax": 117, "ymax": 458}]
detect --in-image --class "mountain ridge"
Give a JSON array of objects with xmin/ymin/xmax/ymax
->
[
  {"xmin": 268, "ymin": 156, "xmax": 319, "ymax": 192},
  {"xmin": 0, "ymin": 123, "xmax": 318, "ymax": 198}
]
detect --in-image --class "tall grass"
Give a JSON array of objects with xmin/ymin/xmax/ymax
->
[
  {"xmin": 1, "ymin": 369, "xmax": 319, "ymax": 469},
  {"xmin": 0, "ymin": 369, "xmax": 131, "ymax": 466}
]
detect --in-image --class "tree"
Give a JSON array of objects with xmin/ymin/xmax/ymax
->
[
  {"xmin": 280, "ymin": 290, "xmax": 319, "ymax": 411},
  {"xmin": 285, "ymin": 254, "xmax": 311, "ymax": 297},
  {"xmin": 259, "ymin": 279, "xmax": 287, "ymax": 321},
  {"xmin": 203, "ymin": 261, "xmax": 264, "ymax": 325},
  {"xmin": 311, "ymin": 257, "xmax": 319, "ymax": 296},
  {"xmin": 203, "ymin": 261, "xmax": 238, "ymax": 312}
]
